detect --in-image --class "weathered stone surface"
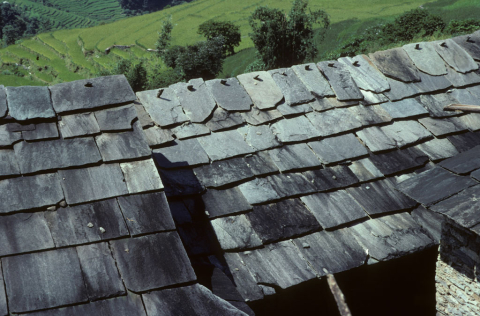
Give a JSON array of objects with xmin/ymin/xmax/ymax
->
[
  {"xmin": 202, "ymin": 187, "xmax": 252, "ymax": 218},
  {"xmin": 77, "ymin": 242, "xmax": 125, "ymax": 300},
  {"xmin": 245, "ymin": 151, "xmax": 279, "ymax": 176},
  {"xmin": 59, "ymin": 164, "xmax": 128, "ymax": 205},
  {"xmin": 266, "ymin": 173, "xmax": 317, "ymax": 198},
  {"xmin": 197, "ymin": 130, "xmax": 254, "ymax": 161},
  {"xmin": 293, "ymin": 230, "xmax": 367, "ymax": 275},
  {"xmin": 338, "ymin": 55, "xmax": 390, "ymax": 93},
  {"xmin": 356, "ymin": 126, "xmax": 396, "ymax": 152},
  {"xmin": 360, "ymin": 90, "xmax": 389, "ymax": 105},
  {"xmin": 14, "ymin": 137, "xmax": 102, "ymax": 174},
  {"xmin": 6, "ymin": 86, "xmax": 55, "ymax": 121},
  {"xmin": 206, "ymin": 78, "xmax": 253, "ymax": 111},
  {"xmin": 317, "ymin": 61, "xmax": 363, "ymax": 101},
  {"xmin": 237, "ymin": 71, "xmax": 283, "ymax": 110},
  {"xmin": 153, "ymin": 138, "xmax": 209, "ymax": 169},
  {"xmin": 317, "ymin": 97, "xmax": 359, "ymax": 109},
  {"xmin": 94, "ymin": 105, "xmax": 137, "ymax": 131},
  {"xmin": 438, "ymin": 145, "xmax": 480, "ymax": 174},
  {"xmin": 448, "ymin": 131, "xmax": 480, "ymax": 152},
  {"xmin": 398, "ymin": 167, "xmax": 477, "ymax": 206},
  {"xmin": 301, "ymin": 166, "xmax": 359, "ymax": 192},
  {"xmin": 170, "ymin": 78, "xmax": 216, "ymax": 123},
  {"xmin": 418, "ymin": 93, "xmax": 459, "ymax": 118},
  {"xmin": 172, "ymin": 122, "xmax": 210, "ymax": 139},
  {"xmin": 271, "ymin": 115, "xmax": 321, "ymax": 142},
  {"xmin": 134, "ymin": 102, "xmax": 154, "ymax": 128},
  {"xmin": 451, "ymin": 88, "xmax": 480, "ymax": 106},
  {"xmin": 0, "ymin": 125, "xmax": 22, "ymax": 147},
  {"xmin": 247, "ymin": 199, "xmax": 320, "ymax": 243},
  {"xmin": 308, "ymin": 134, "xmax": 367, "ymax": 164},
  {"xmin": 143, "ymin": 284, "xmax": 247, "ymax": 316},
  {"xmin": 411, "ymin": 206, "xmax": 444, "ymax": 243},
  {"xmin": 269, "ymin": 68, "xmax": 314, "ymax": 105},
  {"xmin": 22, "ymin": 123, "xmax": 58, "ymax": 141},
  {"xmin": 5, "ymin": 122, "xmax": 34, "ymax": 132},
  {"xmin": 369, "ymin": 148, "xmax": 429, "ymax": 176},
  {"xmin": 301, "ymin": 190, "xmax": 367, "ymax": 229},
  {"xmin": 414, "ymin": 138, "xmax": 459, "ymax": 161},
  {"xmin": 383, "ymin": 77, "xmax": 422, "ymax": 101},
  {"xmin": 0, "ymin": 85, "xmax": 6, "ymax": 118},
  {"xmin": 0, "ymin": 262, "xmax": 6, "ymax": 316},
  {"xmin": 292, "ymin": 63, "xmax": 334, "ymax": 98},
  {"xmin": 267, "ymin": 143, "xmax": 321, "ymax": 172},
  {"xmin": 348, "ymin": 158, "xmax": 384, "ymax": 182},
  {"xmin": 237, "ymin": 124, "xmax": 280, "ymax": 151},
  {"xmin": 369, "ymin": 48, "xmax": 421, "ymax": 82},
  {"xmin": 0, "ymin": 212, "xmax": 54, "ymax": 257},
  {"xmin": 458, "ymin": 113, "xmax": 480, "ymax": 131},
  {"xmin": 414, "ymin": 70, "xmax": 452, "ymax": 93},
  {"xmin": 136, "ymin": 88, "xmax": 189, "ymax": 127},
  {"xmin": 434, "ymin": 39, "xmax": 479, "ymax": 73},
  {"xmin": 381, "ymin": 121, "xmax": 432, "ymax": 148},
  {"xmin": 211, "ymin": 214, "xmax": 263, "ymax": 250},
  {"xmin": 95, "ymin": 121, "xmax": 151, "ymax": 162},
  {"xmin": 307, "ymin": 108, "xmax": 363, "ymax": 137},
  {"xmin": 0, "ymin": 149, "xmax": 20, "ymax": 177},
  {"xmin": 110, "ymin": 232, "xmax": 196, "ymax": 292},
  {"xmin": 144, "ymin": 126, "xmax": 174, "ymax": 146},
  {"xmin": 241, "ymin": 107, "xmax": 282, "ymax": 127},
  {"xmin": 0, "ymin": 173, "xmax": 63, "ymax": 214},
  {"xmin": 50, "ymin": 75, "xmax": 136, "ymax": 113},
  {"xmin": 58, "ymin": 112, "xmax": 100, "ymax": 138},
  {"xmin": 238, "ymin": 177, "xmax": 280, "ymax": 205},
  {"xmin": 276, "ymin": 100, "xmax": 313, "ymax": 116},
  {"xmin": 193, "ymin": 157, "xmax": 253, "ymax": 188},
  {"xmin": 120, "ymin": 159, "xmax": 163, "ymax": 194},
  {"xmin": 348, "ymin": 104, "xmax": 393, "ymax": 126},
  {"xmin": 206, "ymin": 107, "xmax": 244, "ymax": 131},
  {"xmin": 418, "ymin": 117, "xmax": 467, "ymax": 136},
  {"xmin": 158, "ymin": 168, "xmax": 204, "ymax": 197},
  {"xmin": 452, "ymin": 34, "xmax": 480, "ymax": 61},
  {"xmin": 403, "ymin": 42, "xmax": 448, "ymax": 76},
  {"xmin": 208, "ymin": 267, "xmax": 245, "ymax": 303},
  {"xmin": 224, "ymin": 252, "xmax": 264, "ymax": 301},
  {"xmin": 445, "ymin": 64, "xmax": 480, "ymax": 87},
  {"xmin": 380, "ymin": 98, "xmax": 428, "ymax": 119},
  {"xmin": 3, "ymin": 248, "xmax": 88, "ymax": 313}
]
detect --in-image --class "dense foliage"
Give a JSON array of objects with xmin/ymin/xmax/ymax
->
[
  {"xmin": 119, "ymin": 0, "xmax": 190, "ymax": 16},
  {"xmin": 0, "ymin": 3, "xmax": 48, "ymax": 45},
  {"xmin": 198, "ymin": 20, "xmax": 241, "ymax": 55}
]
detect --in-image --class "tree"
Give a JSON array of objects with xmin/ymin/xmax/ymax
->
[
  {"xmin": 198, "ymin": 20, "xmax": 241, "ymax": 55},
  {"xmin": 249, "ymin": 0, "xmax": 329, "ymax": 69},
  {"xmin": 156, "ymin": 18, "xmax": 173, "ymax": 55}
]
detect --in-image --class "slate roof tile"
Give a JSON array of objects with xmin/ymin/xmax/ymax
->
[
  {"xmin": 205, "ymin": 107, "xmax": 244, "ymax": 131},
  {"xmin": 348, "ymin": 158, "xmax": 384, "ymax": 182},
  {"xmin": 211, "ymin": 214, "xmax": 263, "ymax": 250},
  {"xmin": 143, "ymin": 126, "xmax": 174, "ymax": 146},
  {"xmin": 223, "ymin": 252, "xmax": 264, "ymax": 302},
  {"xmin": 206, "ymin": 78, "xmax": 253, "ymax": 111},
  {"xmin": 434, "ymin": 39, "xmax": 479, "ymax": 73},
  {"xmin": 237, "ymin": 124, "xmax": 281, "ymax": 151},
  {"xmin": 201, "ymin": 187, "xmax": 252, "ymax": 218},
  {"xmin": 338, "ymin": 55, "xmax": 390, "ymax": 93},
  {"xmin": 382, "ymin": 76, "xmax": 422, "ymax": 101},
  {"xmin": 418, "ymin": 116, "xmax": 468, "ymax": 136},
  {"xmin": 134, "ymin": 101, "xmax": 155, "ymax": 128},
  {"xmin": 172, "ymin": 122, "xmax": 210, "ymax": 139},
  {"xmin": 237, "ymin": 177, "xmax": 280, "ymax": 205},
  {"xmin": 447, "ymin": 131, "xmax": 480, "ymax": 152},
  {"xmin": 308, "ymin": 134, "xmax": 368, "ymax": 164},
  {"xmin": 269, "ymin": 68, "xmax": 314, "ymax": 105},
  {"xmin": 438, "ymin": 145, "xmax": 480, "ymax": 174},
  {"xmin": 136, "ymin": 88, "xmax": 189, "ymax": 127},
  {"xmin": 356, "ymin": 126, "xmax": 396, "ymax": 153},
  {"xmin": 452, "ymin": 34, "xmax": 480, "ymax": 61},
  {"xmin": 301, "ymin": 165, "xmax": 359, "ymax": 192},
  {"xmin": 369, "ymin": 148, "xmax": 429, "ymax": 176},
  {"xmin": 411, "ymin": 206, "xmax": 444, "ymax": 243},
  {"xmin": 380, "ymin": 120, "xmax": 432, "ymax": 148},
  {"xmin": 22, "ymin": 122, "xmax": 59, "ymax": 141},
  {"xmin": 414, "ymin": 70, "xmax": 452, "ymax": 93},
  {"xmin": 153, "ymin": 138, "xmax": 209, "ymax": 169},
  {"xmin": 402, "ymin": 42, "xmax": 448, "ymax": 76},
  {"xmin": 271, "ymin": 115, "xmax": 322, "ymax": 142},
  {"xmin": 193, "ymin": 157, "xmax": 254, "ymax": 188},
  {"xmin": 240, "ymin": 106, "xmax": 283, "ymax": 126},
  {"xmin": 276, "ymin": 100, "xmax": 313, "ymax": 116},
  {"xmin": 317, "ymin": 60, "xmax": 364, "ymax": 101},
  {"xmin": 94, "ymin": 104, "xmax": 137, "ymax": 131},
  {"xmin": 266, "ymin": 172, "xmax": 317, "ymax": 198},
  {"xmin": 291, "ymin": 63, "xmax": 335, "ymax": 98},
  {"xmin": 414, "ymin": 138, "xmax": 459, "ymax": 161},
  {"xmin": 306, "ymin": 108, "xmax": 362, "ymax": 137},
  {"xmin": 158, "ymin": 168, "xmax": 204, "ymax": 197},
  {"xmin": 58, "ymin": 112, "xmax": 101, "ymax": 138},
  {"xmin": 6, "ymin": 122, "xmax": 35, "ymax": 132},
  {"xmin": 245, "ymin": 151, "xmax": 279, "ymax": 176},
  {"xmin": 267, "ymin": 143, "xmax": 321, "ymax": 172},
  {"xmin": 237, "ymin": 71, "xmax": 284, "ymax": 110},
  {"xmin": 380, "ymin": 98, "xmax": 429, "ymax": 119},
  {"xmin": 360, "ymin": 90, "xmax": 389, "ymax": 105},
  {"xmin": 0, "ymin": 125, "xmax": 21, "ymax": 147},
  {"xmin": 0, "ymin": 85, "xmax": 6, "ymax": 118},
  {"xmin": 348, "ymin": 104, "xmax": 393, "ymax": 126},
  {"xmin": 458, "ymin": 113, "xmax": 480, "ymax": 131},
  {"xmin": 0, "ymin": 149, "xmax": 20, "ymax": 177},
  {"xmin": 197, "ymin": 130, "xmax": 254, "ymax": 161},
  {"xmin": 317, "ymin": 96, "xmax": 359, "ymax": 109},
  {"xmin": 451, "ymin": 88, "xmax": 480, "ymax": 106},
  {"xmin": 369, "ymin": 48, "xmax": 421, "ymax": 82},
  {"xmin": 6, "ymin": 86, "xmax": 55, "ymax": 121},
  {"xmin": 170, "ymin": 78, "xmax": 216, "ymax": 123},
  {"xmin": 445, "ymin": 63, "xmax": 480, "ymax": 87},
  {"xmin": 120, "ymin": 159, "xmax": 164, "ymax": 194}
]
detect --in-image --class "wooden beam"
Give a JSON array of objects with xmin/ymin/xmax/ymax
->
[
  {"xmin": 326, "ymin": 274, "xmax": 352, "ymax": 316},
  {"xmin": 444, "ymin": 104, "xmax": 480, "ymax": 113}
]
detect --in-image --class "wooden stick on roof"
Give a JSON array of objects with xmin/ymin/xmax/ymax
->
[
  {"xmin": 327, "ymin": 274, "xmax": 352, "ymax": 316},
  {"xmin": 444, "ymin": 104, "xmax": 480, "ymax": 113}
]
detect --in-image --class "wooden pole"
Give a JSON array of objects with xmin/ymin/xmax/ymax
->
[
  {"xmin": 444, "ymin": 104, "xmax": 480, "ymax": 113},
  {"xmin": 326, "ymin": 274, "xmax": 352, "ymax": 316}
]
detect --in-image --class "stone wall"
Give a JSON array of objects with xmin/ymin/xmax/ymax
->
[{"xmin": 436, "ymin": 219, "xmax": 480, "ymax": 315}]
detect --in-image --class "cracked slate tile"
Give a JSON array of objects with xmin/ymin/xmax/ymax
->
[
  {"xmin": 271, "ymin": 115, "xmax": 322, "ymax": 142},
  {"xmin": 172, "ymin": 122, "xmax": 210, "ymax": 139},
  {"xmin": 369, "ymin": 148, "xmax": 429, "ymax": 176},
  {"xmin": 110, "ymin": 232, "xmax": 196, "ymax": 292},
  {"xmin": 452, "ymin": 34, "xmax": 480, "ymax": 61},
  {"xmin": 0, "ymin": 149, "xmax": 20, "ymax": 177},
  {"xmin": 414, "ymin": 138, "xmax": 459, "ymax": 161},
  {"xmin": 292, "ymin": 63, "xmax": 335, "ymax": 98},
  {"xmin": 153, "ymin": 138, "xmax": 209, "ymax": 169},
  {"xmin": 0, "ymin": 124, "xmax": 22, "ymax": 147},
  {"xmin": 144, "ymin": 126, "xmax": 174, "ymax": 146},
  {"xmin": 136, "ymin": 88, "xmax": 189, "ymax": 127},
  {"xmin": 418, "ymin": 116, "xmax": 468, "ymax": 136},
  {"xmin": 170, "ymin": 78, "xmax": 216, "ymax": 123},
  {"xmin": 397, "ymin": 167, "xmax": 477, "ymax": 206},
  {"xmin": 205, "ymin": 107, "xmax": 244, "ymax": 131},
  {"xmin": 50, "ymin": 75, "xmax": 136, "ymax": 113},
  {"xmin": 411, "ymin": 206, "xmax": 444, "ymax": 243},
  {"xmin": 369, "ymin": 48, "xmax": 421, "ymax": 83},
  {"xmin": 120, "ymin": 159, "xmax": 164, "ymax": 194},
  {"xmin": 418, "ymin": 93, "xmax": 459, "ymax": 118},
  {"xmin": 238, "ymin": 177, "xmax": 280, "ymax": 205},
  {"xmin": 3, "ymin": 248, "xmax": 88, "ymax": 313},
  {"xmin": 197, "ymin": 130, "xmax": 254, "ymax": 161},
  {"xmin": 193, "ymin": 157, "xmax": 254, "ymax": 188},
  {"xmin": 338, "ymin": 55, "xmax": 390, "ymax": 93},
  {"xmin": 206, "ymin": 78, "xmax": 253, "ymax": 111},
  {"xmin": 0, "ymin": 173, "xmax": 63, "ymax": 214},
  {"xmin": 240, "ymin": 106, "xmax": 283, "ymax": 126},
  {"xmin": 45, "ymin": 199, "xmax": 129, "ymax": 247},
  {"xmin": 380, "ymin": 98, "xmax": 428, "ymax": 119},
  {"xmin": 438, "ymin": 145, "xmax": 480, "ymax": 174},
  {"xmin": 317, "ymin": 61, "xmax": 364, "ymax": 101},
  {"xmin": 458, "ymin": 113, "xmax": 480, "ymax": 131},
  {"xmin": 308, "ymin": 134, "xmax": 368, "ymax": 164},
  {"xmin": 76, "ymin": 242, "xmax": 125, "ymax": 300},
  {"xmin": 237, "ymin": 124, "xmax": 280, "ymax": 151},
  {"xmin": 267, "ymin": 143, "xmax": 321, "ymax": 172},
  {"xmin": 6, "ymin": 86, "xmax": 55, "ymax": 121},
  {"xmin": 380, "ymin": 121, "xmax": 432, "ymax": 148},
  {"xmin": 211, "ymin": 214, "xmax": 263, "ymax": 250},
  {"xmin": 94, "ymin": 104, "xmax": 137, "ymax": 131},
  {"xmin": 402, "ymin": 42, "xmax": 448, "ymax": 76},
  {"xmin": 356, "ymin": 126, "xmax": 396, "ymax": 153},
  {"xmin": 348, "ymin": 158, "xmax": 384, "ymax": 182},
  {"xmin": 224, "ymin": 252, "xmax": 264, "ymax": 302},
  {"xmin": 202, "ymin": 187, "xmax": 252, "ymax": 218},
  {"xmin": 269, "ymin": 68, "xmax": 314, "ymax": 105},
  {"xmin": 301, "ymin": 190, "xmax": 368, "ymax": 229},
  {"xmin": 0, "ymin": 85, "xmax": 6, "ymax": 118},
  {"xmin": 22, "ymin": 123, "xmax": 58, "ymax": 141},
  {"xmin": 14, "ymin": 137, "xmax": 102, "ymax": 174},
  {"xmin": 158, "ymin": 168, "xmax": 204, "ymax": 197},
  {"xmin": 447, "ymin": 131, "xmax": 480, "ymax": 152},
  {"xmin": 58, "ymin": 112, "xmax": 101, "ymax": 138},
  {"xmin": 237, "ymin": 71, "xmax": 284, "ymax": 110},
  {"xmin": 306, "ymin": 108, "xmax": 363, "ymax": 137},
  {"xmin": 434, "ymin": 39, "xmax": 479, "ymax": 73}
]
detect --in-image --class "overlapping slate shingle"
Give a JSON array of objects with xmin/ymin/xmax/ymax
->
[
  {"xmin": 402, "ymin": 42, "xmax": 448, "ymax": 76},
  {"xmin": 267, "ymin": 143, "xmax": 321, "ymax": 172},
  {"xmin": 211, "ymin": 214, "xmax": 262, "ymax": 250},
  {"xmin": 276, "ymin": 100, "xmax": 313, "ymax": 116},
  {"xmin": 144, "ymin": 126, "xmax": 174, "ymax": 146},
  {"xmin": 380, "ymin": 98, "xmax": 429, "ymax": 119},
  {"xmin": 238, "ymin": 177, "xmax": 280, "ymax": 205},
  {"xmin": 434, "ymin": 39, "xmax": 479, "ymax": 73},
  {"xmin": 418, "ymin": 117, "xmax": 467, "ymax": 136},
  {"xmin": 245, "ymin": 151, "xmax": 279, "ymax": 176},
  {"xmin": 94, "ymin": 104, "xmax": 137, "ymax": 131},
  {"xmin": 205, "ymin": 107, "xmax": 244, "ymax": 131},
  {"xmin": 269, "ymin": 68, "xmax": 314, "ymax": 105},
  {"xmin": 193, "ymin": 157, "xmax": 254, "ymax": 188},
  {"xmin": 369, "ymin": 148, "xmax": 429, "ymax": 175},
  {"xmin": 237, "ymin": 124, "xmax": 280, "ymax": 151},
  {"xmin": 445, "ymin": 64, "xmax": 480, "ymax": 87},
  {"xmin": 197, "ymin": 130, "xmax": 254, "ymax": 161},
  {"xmin": 58, "ymin": 112, "xmax": 101, "ymax": 138},
  {"xmin": 240, "ymin": 106, "xmax": 283, "ymax": 126},
  {"xmin": 438, "ymin": 145, "xmax": 480, "ymax": 174},
  {"xmin": 172, "ymin": 122, "xmax": 210, "ymax": 139},
  {"xmin": 22, "ymin": 122, "xmax": 59, "ymax": 141},
  {"xmin": 206, "ymin": 78, "xmax": 253, "ymax": 111},
  {"xmin": 356, "ymin": 126, "xmax": 396, "ymax": 153},
  {"xmin": 0, "ymin": 125, "xmax": 22, "ymax": 147},
  {"xmin": 348, "ymin": 158, "xmax": 384, "ymax": 182},
  {"xmin": 447, "ymin": 131, "xmax": 480, "ymax": 152},
  {"xmin": 317, "ymin": 61, "xmax": 364, "ymax": 101},
  {"xmin": 136, "ymin": 88, "xmax": 189, "ymax": 127},
  {"xmin": 6, "ymin": 86, "xmax": 55, "ymax": 121},
  {"xmin": 170, "ymin": 78, "xmax": 216, "ymax": 123},
  {"xmin": 154, "ymin": 138, "xmax": 209, "ymax": 169},
  {"xmin": 291, "ymin": 63, "xmax": 335, "ymax": 98},
  {"xmin": 338, "ymin": 55, "xmax": 390, "ymax": 93},
  {"xmin": 380, "ymin": 121, "xmax": 432, "ymax": 148},
  {"xmin": 411, "ymin": 206, "xmax": 444, "ymax": 243},
  {"xmin": 237, "ymin": 71, "xmax": 283, "ymax": 110},
  {"xmin": 271, "ymin": 115, "xmax": 322, "ymax": 142},
  {"xmin": 452, "ymin": 34, "xmax": 480, "ymax": 61},
  {"xmin": 414, "ymin": 138, "xmax": 459, "ymax": 161},
  {"xmin": 120, "ymin": 159, "xmax": 164, "ymax": 193},
  {"xmin": 201, "ymin": 187, "xmax": 252, "ymax": 218},
  {"xmin": 308, "ymin": 134, "xmax": 368, "ymax": 164},
  {"xmin": 0, "ymin": 149, "xmax": 20, "ymax": 177},
  {"xmin": 369, "ymin": 48, "xmax": 421, "ymax": 82}
]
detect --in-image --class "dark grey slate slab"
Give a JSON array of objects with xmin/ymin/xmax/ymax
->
[
  {"xmin": 434, "ymin": 39, "xmax": 479, "ymax": 73},
  {"xmin": 121, "ymin": 159, "xmax": 164, "ymax": 194},
  {"xmin": 0, "ymin": 173, "xmax": 63, "ymax": 214},
  {"xmin": 451, "ymin": 88, "xmax": 480, "ymax": 106},
  {"xmin": 0, "ymin": 149, "xmax": 20, "ymax": 177},
  {"xmin": 95, "ymin": 121, "xmax": 151, "ymax": 162},
  {"xmin": 380, "ymin": 121, "xmax": 432, "ymax": 148},
  {"xmin": 136, "ymin": 88, "xmax": 189, "ymax": 127},
  {"xmin": 356, "ymin": 126, "xmax": 396, "ymax": 153},
  {"xmin": 6, "ymin": 122, "xmax": 35, "ymax": 132},
  {"xmin": 205, "ymin": 107, "xmax": 244, "ymax": 131},
  {"xmin": 209, "ymin": 267, "xmax": 245, "ymax": 303},
  {"xmin": 266, "ymin": 172, "xmax": 317, "ymax": 198},
  {"xmin": 153, "ymin": 138, "xmax": 209, "ymax": 169},
  {"xmin": 143, "ymin": 284, "xmax": 246, "ymax": 316},
  {"xmin": 380, "ymin": 98, "xmax": 428, "ymax": 119},
  {"xmin": 311, "ymin": 97, "xmax": 357, "ymax": 111},
  {"xmin": 414, "ymin": 138, "xmax": 459, "ymax": 161},
  {"xmin": 317, "ymin": 61, "xmax": 363, "ymax": 101},
  {"xmin": 360, "ymin": 90, "xmax": 389, "ymax": 105},
  {"xmin": 414, "ymin": 70, "xmax": 452, "ymax": 93},
  {"xmin": 383, "ymin": 77, "xmax": 422, "ymax": 101},
  {"xmin": 211, "ymin": 214, "xmax": 263, "ymax": 250},
  {"xmin": 329, "ymin": 165, "xmax": 360, "ymax": 188},
  {"xmin": 110, "ymin": 232, "xmax": 196, "ymax": 292},
  {"xmin": 238, "ymin": 240, "xmax": 317, "ymax": 289},
  {"xmin": 50, "ymin": 75, "xmax": 136, "ymax": 113},
  {"xmin": 247, "ymin": 199, "xmax": 320, "ymax": 243},
  {"xmin": 269, "ymin": 68, "xmax": 314, "ymax": 105},
  {"xmin": 172, "ymin": 122, "xmax": 210, "ymax": 139},
  {"xmin": 45, "ymin": 199, "xmax": 128, "ymax": 247},
  {"xmin": 418, "ymin": 93, "xmax": 459, "ymax": 118},
  {"xmin": 237, "ymin": 71, "xmax": 284, "ymax": 110},
  {"xmin": 144, "ymin": 126, "xmax": 174, "ymax": 146},
  {"xmin": 306, "ymin": 108, "xmax": 362, "ymax": 137},
  {"xmin": 3, "ymin": 248, "xmax": 88, "ymax": 313},
  {"xmin": 94, "ymin": 105, "xmax": 137, "ymax": 131},
  {"xmin": 245, "ymin": 151, "xmax": 279, "ymax": 176},
  {"xmin": 368, "ymin": 48, "xmax": 420, "ymax": 82},
  {"xmin": 267, "ymin": 143, "xmax": 321, "ymax": 172},
  {"xmin": 241, "ymin": 107, "xmax": 282, "ymax": 126},
  {"xmin": 397, "ymin": 167, "xmax": 477, "ymax": 206},
  {"xmin": 276, "ymin": 100, "xmax": 313, "ymax": 116},
  {"xmin": 238, "ymin": 177, "xmax": 280, "ymax": 205},
  {"xmin": 308, "ymin": 134, "xmax": 367, "ymax": 164},
  {"xmin": 0, "ymin": 85, "xmax": 6, "ymax": 118},
  {"xmin": 237, "ymin": 124, "xmax": 280, "ymax": 151},
  {"xmin": 117, "ymin": 192, "xmax": 175, "ymax": 236},
  {"xmin": 411, "ymin": 206, "xmax": 444, "ymax": 243},
  {"xmin": 445, "ymin": 63, "xmax": 480, "ymax": 87},
  {"xmin": 418, "ymin": 117, "xmax": 468, "ymax": 136},
  {"xmin": 301, "ymin": 190, "xmax": 368, "ymax": 229},
  {"xmin": 177, "ymin": 221, "xmax": 217, "ymax": 255},
  {"xmin": 438, "ymin": 145, "xmax": 480, "ymax": 174},
  {"xmin": 301, "ymin": 166, "xmax": 357, "ymax": 192},
  {"xmin": 158, "ymin": 168, "xmax": 204, "ymax": 197},
  {"xmin": 447, "ymin": 131, "xmax": 480, "ymax": 152},
  {"xmin": 202, "ymin": 187, "xmax": 252, "ymax": 218},
  {"xmin": 348, "ymin": 158, "xmax": 384, "ymax": 182},
  {"xmin": 206, "ymin": 78, "xmax": 253, "ymax": 111},
  {"xmin": 402, "ymin": 42, "xmax": 448, "ymax": 76},
  {"xmin": 22, "ymin": 123, "xmax": 58, "ymax": 141},
  {"xmin": 292, "ymin": 63, "xmax": 335, "ymax": 98},
  {"xmin": 452, "ymin": 34, "xmax": 480, "ymax": 61},
  {"xmin": 0, "ymin": 212, "xmax": 54, "ymax": 257},
  {"xmin": 170, "ymin": 78, "xmax": 216, "ymax": 123},
  {"xmin": 193, "ymin": 157, "xmax": 254, "ymax": 187},
  {"xmin": 58, "ymin": 164, "xmax": 128, "ymax": 205},
  {"xmin": 14, "ymin": 137, "xmax": 102, "ymax": 174},
  {"xmin": 0, "ymin": 125, "xmax": 22, "ymax": 147},
  {"xmin": 338, "ymin": 55, "xmax": 390, "ymax": 93},
  {"xmin": 134, "ymin": 101, "xmax": 155, "ymax": 128},
  {"xmin": 197, "ymin": 130, "xmax": 254, "ymax": 161},
  {"xmin": 0, "ymin": 262, "xmax": 6, "ymax": 316},
  {"xmin": 271, "ymin": 115, "xmax": 322, "ymax": 142},
  {"xmin": 293, "ymin": 229, "xmax": 366, "ymax": 275},
  {"xmin": 223, "ymin": 252, "xmax": 264, "ymax": 302},
  {"xmin": 6, "ymin": 86, "xmax": 55, "ymax": 121},
  {"xmin": 471, "ymin": 168, "xmax": 480, "ymax": 181},
  {"xmin": 58, "ymin": 112, "xmax": 100, "ymax": 138},
  {"xmin": 77, "ymin": 242, "xmax": 125, "ymax": 300},
  {"xmin": 347, "ymin": 178, "xmax": 416, "ymax": 215},
  {"xmin": 348, "ymin": 104, "xmax": 393, "ymax": 126},
  {"xmin": 369, "ymin": 148, "xmax": 429, "ymax": 176}
]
